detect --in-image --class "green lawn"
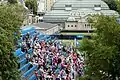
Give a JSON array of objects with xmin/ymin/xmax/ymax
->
[
  {"xmin": 62, "ymin": 40, "xmax": 82, "ymax": 47},
  {"xmin": 60, "ymin": 32, "xmax": 95, "ymax": 36}
]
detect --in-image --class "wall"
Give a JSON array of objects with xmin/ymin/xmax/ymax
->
[
  {"xmin": 45, "ymin": 0, "xmax": 54, "ymax": 11},
  {"xmin": 36, "ymin": 29, "xmax": 46, "ymax": 34},
  {"xmin": 65, "ymin": 21, "xmax": 93, "ymax": 31},
  {"xmin": 35, "ymin": 25, "xmax": 59, "ymax": 35},
  {"xmin": 78, "ymin": 22, "xmax": 93, "ymax": 31},
  {"xmin": 65, "ymin": 21, "xmax": 78, "ymax": 30},
  {"xmin": 46, "ymin": 25, "xmax": 60, "ymax": 35},
  {"xmin": 37, "ymin": 0, "xmax": 45, "ymax": 13}
]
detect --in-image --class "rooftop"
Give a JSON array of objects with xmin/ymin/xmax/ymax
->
[
  {"xmin": 21, "ymin": 22, "xmax": 58, "ymax": 30},
  {"xmin": 52, "ymin": 0, "xmax": 109, "ymax": 10},
  {"xmin": 43, "ymin": 0, "xmax": 119, "ymax": 23}
]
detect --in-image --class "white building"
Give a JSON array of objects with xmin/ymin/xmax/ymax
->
[
  {"xmin": 43, "ymin": 0, "xmax": 119, "ymax": 31},
  {"xmin": 37, "ymin": 0, "xmax": 57, "ymax": 14},
  {"xmin": 0, "ymin": 0, "xmax": 8, "ymax": 4},
  {"xmin": 37, "ymin": 0, "xmax": 45, "ymax": 14}
]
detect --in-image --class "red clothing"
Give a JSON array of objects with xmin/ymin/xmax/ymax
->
[
  {"xmin": 72, "ymin": 53, "xmax": 77, "ymax": 63},
  {"xmin": 35, "ymin": 72, "xmax": 38, "ymax": 77},
  {"xmin": 72, "ymin": 53, "xmax": 77, "ymax": 59},
  {"xmin": 66, "ymin": 75, "xmax": 71, "ymax": 80}
]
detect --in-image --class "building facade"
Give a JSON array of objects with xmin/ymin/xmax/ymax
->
[
  {"xmin": 45, "ymin": 0, "xmax": 54, "ymax": 11},
  {"xmin": 37, "ymin": 0, "xmax": 56, "ymax": 14},
  {"xmin": 43, "ymin": 0, "xmax": 119, "ymax": 31},
  {"xmin": 37, "ymin": 0, "xmax": 45, "ymax": 14}
]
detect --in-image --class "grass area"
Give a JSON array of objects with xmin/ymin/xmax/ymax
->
[
  {"xmin": 62, "ymin": 40, "xmax": 82, "ymax": 47},
  {"xmin": 60, "ymin": 32, "xmax": 95, "ymax": 36}
]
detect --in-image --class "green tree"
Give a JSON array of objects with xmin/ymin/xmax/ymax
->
[
  {"xmin": 0, "ymin": 4, "xmax": 26, "ymax": 80},
  {"xmin": 8, "ymin": 0, "xmax": 17, "ymax": 4},
  {"xmin": 103, "ymin": 0, "xmax": 117, "ymax": 11},
  {"xmin": 115, "ymin": 0, "xmax": 120, "ymax": 14},
  {"xmin": 80, "ymin": 15, "xmax": 120, "ymax": 80},
  {"xmin": 25, "ymin": 0, "xmax": 37, "ymax": 14}
]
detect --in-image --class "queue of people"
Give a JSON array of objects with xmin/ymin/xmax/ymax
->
[{"xmin": 20, "ymin": 32, "xmax": 85, "ymax": 80}]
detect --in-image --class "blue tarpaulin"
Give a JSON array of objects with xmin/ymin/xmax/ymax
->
[{"xmin": 21, "ymin": 27, "xmax": 35, "ymax": 36}]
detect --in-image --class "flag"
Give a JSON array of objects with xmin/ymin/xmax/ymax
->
[
  {"xmin": 76, "ymin": 40, "xmax": 80, "ymax": 46},
  {"xmin": 74, "ymin": 38, "xmax": 80, "ymax": 47},
  {"xmin": 74, "ymin": 38, "xmax": 76, "ymax": 47}
]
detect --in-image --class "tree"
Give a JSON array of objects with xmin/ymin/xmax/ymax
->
[
  {"xmin": 8, "ymin": 0, "xmax": 17, "ymax": 4},
  {"xmin": 80, "ymin": 15, "xmax": 120, "ymax": 80},
  {"xmin": 115, "ymin": 0, "xmax": 120, "ymax": 14},
  {"xmin": 103, "ymin": 0, "xmax": 117, "ymax": 11},
  {"xmin": 0, "ymin": 4, "xmax": 26, "ymax": 80},
  {"xmin": 25, "ymin": 0, "xmax": 37, "ymax": 14}
]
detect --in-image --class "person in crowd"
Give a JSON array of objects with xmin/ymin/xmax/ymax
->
[
  {"xmin": 35, "ymin": 70, "xmax": 40, "ymax": 80},
  {"xmin": 25, "ymin": 53, "xmax": 30, "ymax": 62},
  {"xmin": 20, "ymin": 33, "xmax": 85, "ymax": 80}
]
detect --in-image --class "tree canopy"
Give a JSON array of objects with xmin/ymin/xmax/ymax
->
[
  {"xmin": 8, "ymin": 0, "xmax": 17, "ymax": 4},
  {"xmin": 25, "ymin": 0, "xmax": 37, "ymax": 14},
  {"xmin": 0, "ymin": 4, "xmax": 26, "ymax": 80},
  {"xmin": 103, "ymin": 0, "xmax": 120, "ymax": 14},
  {"xmin": 80, "ymin": 15, "xmax": 120, "ymax": 80},
  {"xmin": 115, "ymin": 0, "xmax": 120, "ymax": 14},
  {"xmin": 103, "ymin": 0, "xmax": 117, "ymax": 11}
]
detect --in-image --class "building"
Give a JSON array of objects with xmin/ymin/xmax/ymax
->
[
  {"xmin": 0, "ymin": 0, "xmax": 8, "ymax": 4},
  {"xmin": 37, "ymin": 0, "xmax": 56, "ymax": 15},
  {"xmin": 21, "ymin": 22, "xmax": 61, "ymax": 35},
  {"xmin": 45, "ymin": 0, "xmax": 54, "ymax": 11},
  {"xmin": 37, "ymin": 0, "xmax": 45, "ymax": 15},
  {"xmin": 43, "ymin": 0, "xmax": 119, "ymax": 31},
  {"xmin": 37, "ymin": 0, "xmax": 56, "ymax": 22}
]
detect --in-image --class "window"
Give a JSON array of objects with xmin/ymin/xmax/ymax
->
[
  {"xmin": 75, "ymin": 25, "xmax": 77, "ymax": 27},
  {"xmin": 58, "ymin": 24, "xmax": 61, "ymax": 26},
  {"xmin": 65, "ymin": 4, "xmax": 72, "ymax": 7},
  {"xmin": 65, "ymin": 4, "xmax": 72, "ymax": 11},
  {"xmin": 68, "ymin": 25, "xmax": 69, "ymax": 27},
  {"xmin": 94, "ymin": 4, "xmax": 101, "ymax": 7},
  {"xmin": 71, "ymin": 25, "xmax": 73, "ymax": 27}
]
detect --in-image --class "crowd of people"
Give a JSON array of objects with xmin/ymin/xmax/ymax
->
[{"xmin": 20, "ymin": 32, "xmax": 85, "ymax": 80}]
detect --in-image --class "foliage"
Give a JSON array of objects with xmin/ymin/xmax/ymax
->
[
  {"xmin": 103, "ymin": 0, "xmax": 117, "ymax": 11},
  {"xmin": 0, "ymin": 4, "xmax": 25, "ymax": 80},
  {"xmin": 80, "ymin": 15, "xmax": 120, "ymax": 80},
  {"xmin": 8, "ymin": 0, "xmax": 17, "ymax": 4},
  {"xmin": 115, "ymin": 0, "xmax": 120, "ymax": 14},
  {"xmin": 25, "ymin": 0, "xmax": 37, "ymax": 14}
]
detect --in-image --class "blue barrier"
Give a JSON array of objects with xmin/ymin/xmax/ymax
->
[
  {"xmin": 38, "ymin": 35, "xmax": 45, "ymax": 39},
  {"xmin": 19, "ymin": 63, "xmax": 31, "ymax": 72},
  {"xmin": 29, "ymin": 74, "xmax": 36, "ymax": 80},
  {"xmin": 30, "ymin": 31, "xmax": 38, "ymax": 37},
  {"xmin": 18, "ymin": 58, "xmax": 27, "ymax": 67},
  {"xmin": 18, "ymin": 52, "xmax": 26, "ymax": 60},
  {"xmin": 29, "ymin": 69, "xmax": 41, "ymax": 80},
  {"xmin": 23, "ymin": 65, "xmax": 37, "ymax": 78},
  {"xmin": 46, "ymin": 37, "xmax": 51, "ymax": 42},
  {"xmin": 17, "ymin": 27, "xmax": 53, "ymax": 79},
  {"xmin": 30, "ymin": 30, "xmax": 36, "ymax": 35},
  {"xmin": 40, "ymin": 35, "xmax": 49, "ymax": 40},
  {"xmin": 15, "ymin": 48, "xmax": 22, "ymax": 56},
  {"xmin": 77, "ymin": 35, "xmax": 84, "ymax": 38}
]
